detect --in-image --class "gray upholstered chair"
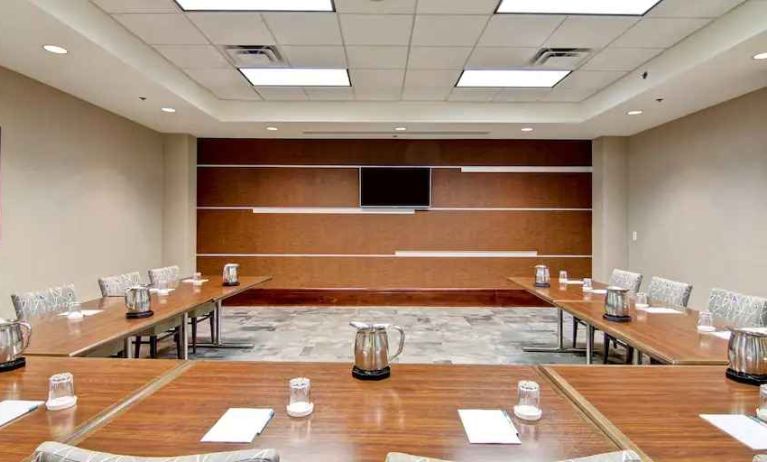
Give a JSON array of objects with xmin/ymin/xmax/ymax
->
[
  {"xmin": 32, "ymin": 441, "xmax": 279, "ymax": 462},
  {"xmin": 98, "ymin": 271, "xmax": 142, "ymax": 297},
  {"xmin": 149, "ymin": 265, "xmax": 215, "ymax": 354},
  {"xmin": 753, "ymin": 456, "xmax": 767, "ymax": 462},
  {"xmin": 707, "ymin": 288, "xmax": 767, "ymax": 328},
  {"xmin": 558, "ymin": 450, "xmax": 641, "ymax": 462},
  {"xmin": 11, "ymin": 284, "xmax": 77, "ymax": 320}
]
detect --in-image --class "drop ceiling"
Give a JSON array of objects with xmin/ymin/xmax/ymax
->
[{"xmin": 0, "ymin": 0, "xmax": 764, "ymax": 139}]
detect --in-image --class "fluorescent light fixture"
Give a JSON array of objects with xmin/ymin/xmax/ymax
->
[
  {"xmin": 174, "ymin": 0, "xmax": 334, "ymax": 11},
  {"xmin": 43, "ymin": 45, "xmax": 68, "ymax": 54},
  {"xmin": 266, "ymin": 126, "xmax": 279, "ymax": 131},
  {"xmin": 457, "ymin": 70, "xmax": 570, "ymax": 88},
  {"xmin": 394, "ymin": 127, "xmax": 407, "ymax": 132},
  {"xmin": 521, "ymin": 127, "xmax": 534, "ymax": 132},
  {"xmin": 240, "ymin": 68, "xmax": 350, "ymax": 87},
  {"xmin": 161, "ymin": 107, "xmax": 176, "ymax": 113},
  {"xmin": 497, "ymin": 0, "xmax": 662, "ymax": 15},
  {"xmin": 627, "ymin": 110, "xmax": 643, "ymax": 116},
  {"xmin": 753, "ymin": 52, "xmax": 767, "ymax": 60}
]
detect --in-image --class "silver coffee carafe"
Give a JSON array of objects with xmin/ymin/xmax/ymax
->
[
  {"xmin": 604, "ymin": 286, "xmax": 631, "ymax": 321},
  {"xmin": 125, "ymin": 286, "xmax": 153, "ymax": 319},
  {"xmin": 726, "ymin": 327, "xmax": 767, "ymax": 385},
  {"xmin": 0, "ymin": 319, "xmax": 31, "ymax": 371},
  {"xmin": 350, "ymin": 322, "xmax": 405, "ymax": 380},
  {"xmin": 223, "ymin": 263, "xmax": 240, "ymax": 286},
  {"xmin": 534, "ymin": 265, "xmax": 550, "ymax": 288}
]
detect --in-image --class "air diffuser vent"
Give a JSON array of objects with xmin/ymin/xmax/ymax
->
[
  {"xmin": 532, "ymin": 48, "xmax": 591, "ymax": 68},
  {"xmin": 223, "ymin": 45, "xmax": 284, "ymax": 67}
]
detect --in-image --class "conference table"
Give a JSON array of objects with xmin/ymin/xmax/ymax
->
[
  {"xmin": 509, "ymin": 277, "xmax": 730, "ymax": 365},
  {"xmin": 23, "ymin": 276, "xmax": 271, "ymax": 359}
]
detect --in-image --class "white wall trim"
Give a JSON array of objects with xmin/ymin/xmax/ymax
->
[
  {"xmin": 250, "ymin": 207, "xmax": 415, "ymax": 215},
  {"xmin": 394, "ymin": 250, "xmax": 537, "ymax": 258},
  {"xmin": 460, "ymin": 166, "xmax": 593, "ymax": 173},
  {"xmin": 197, "ymin": 164, "xmax": 592, "ymax": 172},
  {"xmin": 196, "ymin": 206, "xmax": 592, "ymax": 212},
  {"xmin": 197, "ymin": 253, "xmax": 592, "ymax": 258}
]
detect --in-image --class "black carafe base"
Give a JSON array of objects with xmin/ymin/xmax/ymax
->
[
  {"xmin": 0, "ymin": 357, "xmax": 26, "ymax": 372},
  {"xmin": 352, "ymin": 366, "xmax": 391, "ymax": 381},
  {"xmin": 603, "ymin": 313, "xmax": 632, "ymax": 323},
  {"xmin": 223, "ymin": 282, "xmax": 240, "ymax": 287},
  {"xmin": 534, "ymin": 283, "xmax": 551, "ymax": 288},
  {"xmin": 126, "ymin": 310, "xmax": 154, "ymax": 319},
  {"xmin": 726, "ymin": 368, "xmax": 767, "ymax": 386}
]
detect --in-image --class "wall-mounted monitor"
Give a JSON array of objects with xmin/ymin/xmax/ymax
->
[{"xmin": 360, "ymin": 167, "xmax": 431, "ymax": 208}]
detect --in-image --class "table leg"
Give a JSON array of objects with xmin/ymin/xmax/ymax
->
[
  {"xmin": 196, "ymin": 300, "xmax": 255, "ymax": 350},
  {"xmin": 123, "ymin": 337, "xmax": 134, "ymax": 359},
  {"xmin": 632, "ymin": 349, "xmax": 641, "ymax": 365},
  {"xmin": 586, "ymin": 325, "xmax": 594, "ymax": 365},
  {"xmin": 179, "ymin": 313, "xmax": 189, "ymax": 360},
  {"xmin": 522, "ymin": 307, "xmax": 586, "ymax": 354}
]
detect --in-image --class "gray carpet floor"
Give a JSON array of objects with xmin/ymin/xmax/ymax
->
[{"xmin": 161, "ymin": 306, "xmax": 614, "ymax": 365}]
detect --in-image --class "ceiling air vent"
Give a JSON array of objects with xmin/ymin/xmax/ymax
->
[
  {"xmin": 223, "ymin": 45, "xmax": 284, "ymax": 67},
  {"xmin": 531, "ymin": 48, "xmax": 591, "ymax": 68}
]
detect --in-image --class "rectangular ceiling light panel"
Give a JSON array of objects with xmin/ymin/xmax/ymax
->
[
  {"xmin": 456, "ymin": 70, "xmax": 570, "ymax": 88},
  {"xmin": 175, "ymin": 0, "xmax": 334, "ymax": 12},
  {"xmin": 497, "ymin": 0, "xmax": 662, "ymax": 15},
  {"xmin": 241, "ymin": 68, "xmax": 351, "ymax": 87}
]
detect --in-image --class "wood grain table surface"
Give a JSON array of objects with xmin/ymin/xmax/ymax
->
[
  {"xmin": 24, "ymin": 276, "xmax": 271, "ymax": 357},
  {"xmin": 0, "ymin": 356, "xmax": 183, "ymax": 461},
  {"xmin": 77, "ymin": 361, "xmax": 619, "ymax": 462},
  {"xmin": 509, "ymin": 277, "xmax": 609, "ymax": 304},
  {"xmin": 543, "ymin": 365, "xmax": 765, "ymax": 462}
]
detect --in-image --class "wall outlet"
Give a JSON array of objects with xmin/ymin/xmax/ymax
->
[{"xmin": 632, "ymin": 231, "xmax": 638, "ymax": 242}]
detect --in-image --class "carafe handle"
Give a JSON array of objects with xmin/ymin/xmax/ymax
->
[
  {"xmin": 17, "ymin": 321, "xmax": 32, "ymax": 353},
  {"xmin": 388, "ymin": 325, "xmax": 405, "ymax": 363}
]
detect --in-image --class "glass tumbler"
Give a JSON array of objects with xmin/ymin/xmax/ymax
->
[
  {"xmin": 758, "ymin": 384, "xmax": 767, "ymax": 422},
  {"xmin": 287, "ymin": 377, "xmax": 314, "ymax": 417},
  {"xmin": 156, "ymin": 278, "xmax": 170, "ymax": 296},
  {"xmin": 513, "ymin": 380, "xmax": 542, "ymax": 421},
  {"xmin": 635, "ymin": 292, "xmax": 649, "ymax": 308},
  {"xmin": 46, "ymin": 372, "xmax": 77, "ymax": 411},
  {"xmin": 66, "ymin": 302, "xmax": 83, "ymax": 320},
  {"xmin": 194, "ymin": 272, "xmax": 202, "ymax": 281},
  {"xmin": 559, "ymin": 270, "xmax": 568, "ymax": 283},
  {"xmin": 697, "ymin": 311, "xmax": 715, "ymax": 332},
  {"xmin": 582, "ymin": 278, "xmax": 593, "ymax": 292}
]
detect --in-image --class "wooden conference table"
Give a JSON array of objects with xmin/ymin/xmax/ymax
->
[
  {"xmin": 509, "ymin": 277, "xmax": 730, "ymax": 365},
  {"xmin": 24, "ymin": 276, "xmax": 271, "ymax": 359}
]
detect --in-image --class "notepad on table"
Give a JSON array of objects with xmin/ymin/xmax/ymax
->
[
  {"xmin": 57, "ymin": 310, "xmax": 102, "ymax": 317},
  {"xmin": 563, "ymin": 280, "xmax": 583, "ymax": 285},
  {"xmin": 182, "ymin": 279, "xmax": 209, "ymax": 284},
  {"xmin": 709, "ymin": 331, "xmax": 732, "ymax": 340},
  {"xmin": 700, "ymin": 414, "xmax": 767, "ymax": 450},
  {"xmin": 149, "ymin": 288, "xmax": 175, "ymax": 294},
  {"xmin": 458, "ymin": 409, "xmax": 521, "ymax": 444},
  {"xmin": 0, "ymin": 400, "xmax": 44, "ymax": 427},
  {"xmin": 645, "ymin": 307, "xmax": 683, "ymax": 314},
  {"xmin": 589, "ymin": 289, "xmax": 607, "ymax": 295},
  {"xmin": 201, "ymin": 408, "xmax": 274, "ymax": 443}
]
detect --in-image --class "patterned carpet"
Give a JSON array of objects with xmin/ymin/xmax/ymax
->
[{"xmin": 160, "ymin": 306, "xmax": 612, "ymax": 365}]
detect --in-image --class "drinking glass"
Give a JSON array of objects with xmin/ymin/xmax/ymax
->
[
  {"xmin": 46, "ymin": 372, "xmax": 77, "ymax": 411},
  {"xmin": 635, "ymin": 292, "xmax": 649, "ymax": 308},
  {"xmin": 513, "ymin": 380, "xmax": 542, "ymax": 421},
  {"xmin": 66, "ymin": 302, "xmax": 83, "ymax": 320},
  {"xmin": 559, "ymin": 270, "xmax": 568, "ymax": 283},
  {"xmin": 758, "ymin": 384, "xmax": 767, "ymax": 422},
  {"xmin": 697, "ymin": 311, "xmax": 715, "ymax": 332},
  {"xmin": 156, "ymin": 278, "xmax": 170, "ymax": 296},
  {"xmin": 287, "ymin": 377, "xmax": 313, "ymax": 417},
  {"xmin": 582, "ymin": 278, "xmax": 593, "ymax": 292},
  {"xmin": 193, "ymin": 272, "xmax": 202, "ymax": 281}
]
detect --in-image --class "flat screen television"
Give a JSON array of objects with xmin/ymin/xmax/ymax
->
[{"xmin": 360, "ymin": 167, "xmax": 431, "ymax": 208}]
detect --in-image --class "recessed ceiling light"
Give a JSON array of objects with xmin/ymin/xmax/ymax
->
[
  {"xmin": 753, "ymin": 52, "xmax": 767, "ymax": 60},
  {"xmin": 627, "ymin": 110, "xmax": 643, "ymax": 116},
  {"xmin": 240, "ymin": 68, "xmax": 350, "ymax": 87},
  {"xmin": 457, "ymin": 70, "xmax": 570, "ymax": 88},
  {"xmin": 266, "ymin": 126, "xmax": 279, "ymax": 131},
  {"xmin": 521, "ymin": 127, "xmax": 534, "ymax": 132},
  {"xmin": 497, "ymin": 0, "xmax": 662, "ymax": 15},
  {"xmin": 174, "ymin": 0, "xmax": 334, "ymax": 11},
  {"xmin": 161, "ymin": 107, "xmax": 176, "ymax": 113},
  {"xmin": 43, "ymin": 45, "xmax": 68, "ymax": 54},
  {"xmin": 394, "ymin": 127, "xmax": 407, "ymax": 132}
]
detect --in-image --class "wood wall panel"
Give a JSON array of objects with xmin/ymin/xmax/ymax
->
[
  {"xmin": 197, "ymin": 210, "xmax": 592, "ymax": 255},
  {"xmin": 198, "ymin": 139, "xmax": 592, "ymax": 166},
  {"xmin": 197, "ymin": 256, "xmax": 592, "ymax": 289},
  {"xmin": 198, "ymin": 167, "xmax": 359, "ymax": 207},
  {"xmin": 431, "ymin": 169, "xmax": 592, "ymax": 208}
]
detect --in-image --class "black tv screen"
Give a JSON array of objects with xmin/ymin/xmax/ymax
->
[{"xmin": 360, "ymin": 167, "xmax": 431, "ymax": 208}]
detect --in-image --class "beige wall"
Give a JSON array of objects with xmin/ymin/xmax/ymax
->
[
  {"xmin": 0, "ymin": 65, "xmax": 165, "ymax": 318},
  {"xmin": 162, "ymin": 134, "xmax": 197, "ymax": 276},
  {"xmin": 628, "ymin": 88, "xmax": 767, "ymax": 306},
  {"xmin": 592, "ymin": 136, "xmax": 629, "ymax": 281}
]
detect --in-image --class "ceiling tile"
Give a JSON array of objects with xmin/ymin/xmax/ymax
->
[
  {"xmin": 114, "ymin": 13, "xmax": 207, "ymax": 45},
  {"xmin": 646, "ymin": 0, "xmax": 746, "ymax": 18},
  {"xmin": 339, "ymin": 14, "xmax": 413, "ymax": 46},
  {"xmin": 478, "ymin": 15, "xmax": 564, "ymax": 47},
  {"xmin": 542, "ymin": 70, "xmax": 626, "ymax": 101},
  {"xmin": 411, "ymin": 15, "xmax": 488, "ymax": 47},
  {"xmin": 545, "ymin": 16, "xmax": 639, "ymax": 49},
  {"xmin": 493, "ymin": 88, "xmax": 550, "ymax": 102},
  {"xmin": 335, "ymin": 0, "xmax": 416, "ymax": 14},
  {"xmin": 466, "ymin": 47, "xmax": 538, "ymax": 68},
  {"xmin": 155, "ymin": 45, "xmax": 230, "ymax": 69},
  {"xmin": 416, "ymin": 0, "xmax": 499, "ymax": 14},
  {"xmin": 611, "ymin": 18, "xmax": 711, "ymax": 48},
  {"xmin": 448, "ymin": 88, "xmax": 500, "ymax": 102},
  {"xmin": 350, "ymin": 69, "xmax": 404, "ymax": 100},
  {"xmin": 280, "ymin": 46, "xmax": 347, "ymax": 67},
  {"xmin": 304, "ymin": 87, "xmax": 355, "ymax": 100},
  {"xmin": 583, "ymin": 47, "xmax": 663, "ymax": 71},
  {"xmin": 187, "ymin": 13, "xmax": 275, "ymax": 45},
  {"xmin": 408, "ymin": 47, "xmax": 473, "ymax": 69},
  {"xmin": 402, "ymin": 69, "xmax": 460, "ymax": 100},
  {"xmin": 346, "ymin": 46, "xmax": 408, "ymax": 69},
  {"xmin": 92, "ymin": 0, "xmax": 179, "ymax": 13},
  {"xmin": 184, "ymin": 68, "xmax": 262, "ymax": 100},
  {"xmin": 263, "ymin": 13, "xmax": 342, "ymax": 45},
  {"xmin": 255, "ymin": 87, "xmax": 309, "ymax": 100}
]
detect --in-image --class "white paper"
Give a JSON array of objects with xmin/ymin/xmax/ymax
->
[
  {"xmin": 709, "ymin": 331, "xmax": 732, "ymax": 340},
  {"xmin": 645, "ymin": 307, "xmax": 683, "ymax": 314},
  {"xmin": 590, "ymin": 289, "xmax": 607, "ymax": 295},
  {"xmin": 57, "ymin": 310, "xmax": 102, "ymax": 317},
  {"xmin": 201, "ymin": 408, "xmax": 274, "ymax": 443},
  {"xmin": 0, "ymin": 400, "xmax": 43, "ymax": 427},
  {"xmin": 182, "ymin": 279, "xmax": 209, "ymax": 284},
  {"xmin": 700, "ymin": 414, "xmax": 767, "ymax": 450},
  {"xmin": 562, "ymin": 280, "xmax": 584, "ymax": 285},
  {"xmin": 458, "ymin": 409, "xmax": 521, "ymax": 444},
  {"xmin": 149, "ymin": 288, "xmax": 175, "ymax": 294}
]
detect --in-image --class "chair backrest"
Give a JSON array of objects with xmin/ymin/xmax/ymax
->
[
  {"xmin": 11, "ymin": 285, "xmax": 77, "ymax": 320},
  {"xmin": 609, "ymin": 269, "xmax": 643, "ymax": 293},
  {"xmin": 148, "ymin": 265, "xmax": 181, "ymax": 285},
  {"xmin": 33, "ymin": 442, "xmax": 279, "ymax": 462},
  {"xmin": 558, "ymin": 450, "xmax": 641, "ymax": 462},
  {"xmin": 707, "ymin": 288, "xmax": 767, "ymax": 328},
  {"xmin": 646, "ymin": 276, "xmax": 693, "ymax": 307},
  {"xmin": 98, "ymin": 271, "xmax": 143, "ymax": 297}
]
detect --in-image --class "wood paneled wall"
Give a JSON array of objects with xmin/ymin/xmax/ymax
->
[{"xmin": 197, "ymin": 139, "xmax": 592, "ymax": 292}]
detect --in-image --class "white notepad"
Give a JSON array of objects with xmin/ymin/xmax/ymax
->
[
  {"xmin": 589, "ymin": 289, "xmax": 607, "ymax": 295},
  {"xmin": 458, "ymin": 409, "xmax": 521, "ymax": 444},
  {"xmin": 562, "ymin": 280, "xmax": 584, "ymax": 285},
  {"xmin": 700, "ymin": 414, "xmax": 767, "ymax": 450},
  {"xmin": 645, "ymin": 307, "xmax": 683, "ymax": 314},
  {"xmin": 182, "ymin": 279, "xmax": 209, "ymax": 284},
  {"xmin": 201, "ymin": 408, "xmax": 274, "ymax": 443},
  {"xmin": 57, "ymin": 310, "xmax": 102, "ymax": 317},
  {"xmin": 709, "ymin": 331, "xmax": 732, "ymax": 340},
  {"xmin": 0, "ymin": 400, "xmax": 43, "ymax": 427}
]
